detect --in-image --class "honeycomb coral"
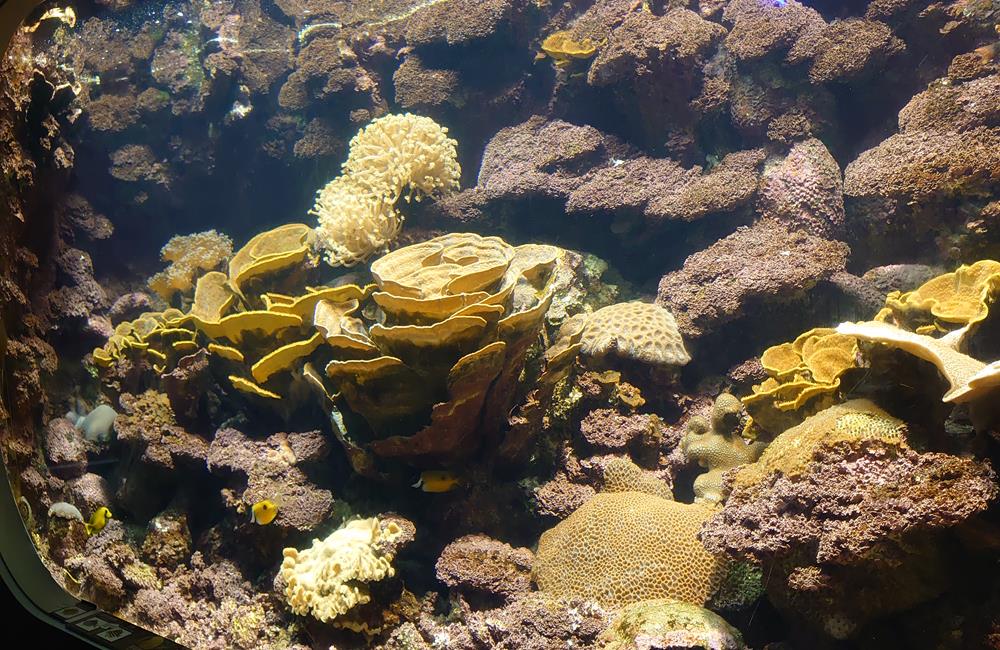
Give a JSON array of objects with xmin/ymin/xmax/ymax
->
[
  {"xmin": 599, "ymin": 598, "xmax": 745, "ymax": 650},
  {"xmin": 312, "ymin": 114, "xmax": 461, "ymax": 267},
  {"xmin": 147, "ymin": 230, "xmax": 233, "ymax": 301},
  {"xmin": 280, "ymin": 517, "xmax": 404, "ymax": 622},
  {"xmin": 532, "ymin": 491, "xmax": 727, "ymax": 608},
  {"xmin": 566, "ymin": 301, "xmax": 691, "ymax": 368}
]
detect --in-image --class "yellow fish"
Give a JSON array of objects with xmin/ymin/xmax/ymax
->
[
  {"xmin": 85, "ymin": 506, "xmax": 112, "ymax": 536},
  {"xmin": 412, "ymin": 471, "xmax": 463, "ymax": 493},
  {"xmin": 250, "ymin": 499, "xmax": 279, "ymax": 525}
]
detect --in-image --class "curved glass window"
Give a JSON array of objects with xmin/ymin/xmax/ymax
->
[{"xmin": 1, "ymin": 0, "xmax": 999, "ymax": 648}]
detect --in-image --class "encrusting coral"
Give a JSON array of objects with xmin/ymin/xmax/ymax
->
[
  {"xmin": 280, "ymin": 516, "xmax": 407, "ymax": 622},
  {"xmin": 681, "ymin": 393, "xmax": 766, "ymax": 503},
  {"xmin": 311, "ymin": 113, "xmax": 461, "ymax": 267},
  {"xmin": 702, "ymin": 398, "xmax": 998, "ymax": 639}
]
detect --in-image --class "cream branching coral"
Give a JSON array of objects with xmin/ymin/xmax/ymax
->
[
  {"xmin": 148, "ymin": 230, "xmax": 233, "ymax": 301},
  {"xmin": 312, "ymin": 178, "xmax": 401, "ymax": 269},
  {"xmin": 311, "ymin": 113, "xmax": 461, "ymax": 267},
  {"xmin": 342, "ymin": 113, "xmax": 461, "ymax": 203},
  {"xmin": 280, "ymin": 517, "xmax": 404, "ymax": 622}
]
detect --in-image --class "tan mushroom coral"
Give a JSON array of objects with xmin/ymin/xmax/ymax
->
[{"xmin": 835, "ymin": 320, "xmax": 990, "ymax": 404}]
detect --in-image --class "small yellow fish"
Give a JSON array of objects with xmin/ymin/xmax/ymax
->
[
  {"xmin": 250, "ymin": 499, "xmax": 279, "ymax": 525},
  {"xmin": 412, "ymin": 471, "xmax": 463, "ymax": 493},
  {"xmin": 85, "ymin": 506, "xmax": 112, "ymax": 536}
]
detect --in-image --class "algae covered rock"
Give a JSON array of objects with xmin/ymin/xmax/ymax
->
[
  {"xmin": 599, "ymin": 598, "xmax": 745, "ymax": 650},
  {"xmin": 702, "ymin": 399, "xmax": 998, "ymax": 639}
]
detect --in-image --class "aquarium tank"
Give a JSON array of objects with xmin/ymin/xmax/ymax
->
[{"xmin": 0, "ymin": 0, "xmax": 999, "ymax": 647}]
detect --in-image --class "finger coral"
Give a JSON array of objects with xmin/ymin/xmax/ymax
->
[
  {"xmin": 681, "ymin": 393, "xmax": 766, "ymax": 503},
  {"xmin": 311, "ymin": 113, "xmax": 461, "ymax": 267},
  {"xmin": 280, "ymin": 516, "xmax": 407, "ymax": 622}
]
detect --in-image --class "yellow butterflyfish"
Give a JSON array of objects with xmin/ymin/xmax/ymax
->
[
  {"xmin": 250, "ymin": 499, "xmax": 279, "ymax": 525},
  {"xmin": 85, "ymin": 506, "xmax": 112, "ymax": 535},
  {"xmin": 412, "ymin": 471, "xmax": 463, "ymax": 493}
]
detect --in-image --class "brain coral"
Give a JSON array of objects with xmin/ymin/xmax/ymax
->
[
  {"xmin": 532, "ymin": 491, "xmax": 727, "ymax": 608},
  {"xmin": 311, "ymin": 113, "xmax": 461, "ymax": 267},
  {"xmin": 148, "ymin": 230, "xmax": 233, "ymax": 300},
  {"xmin": 280, "ymin": 517, "xmax": 405, "ymax": 622},
  {"xmin": 564, "ymin": 301, "xmax": 691, "ymax": 368}
]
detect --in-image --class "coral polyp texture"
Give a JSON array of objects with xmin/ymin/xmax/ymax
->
[
  {"xmin": 148, "ymin": 230, "xmax": 234, "ymax": 301},
  {"xmin": 681, "ymin": 393, "xmax": 766, "ymax": 503},
  {"xmin": 311, "ymin": 113, "xmax": 461, "ymax": 267}
]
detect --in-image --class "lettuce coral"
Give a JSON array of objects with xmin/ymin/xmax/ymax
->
[{"xmin": 311, "ymin": 113, "xmax": 461, "ymax": 267}]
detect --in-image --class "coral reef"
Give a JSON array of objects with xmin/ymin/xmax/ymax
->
[{"xmin": 4, "ymin": 1, "xmax": 1000, "ymax": 648}]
